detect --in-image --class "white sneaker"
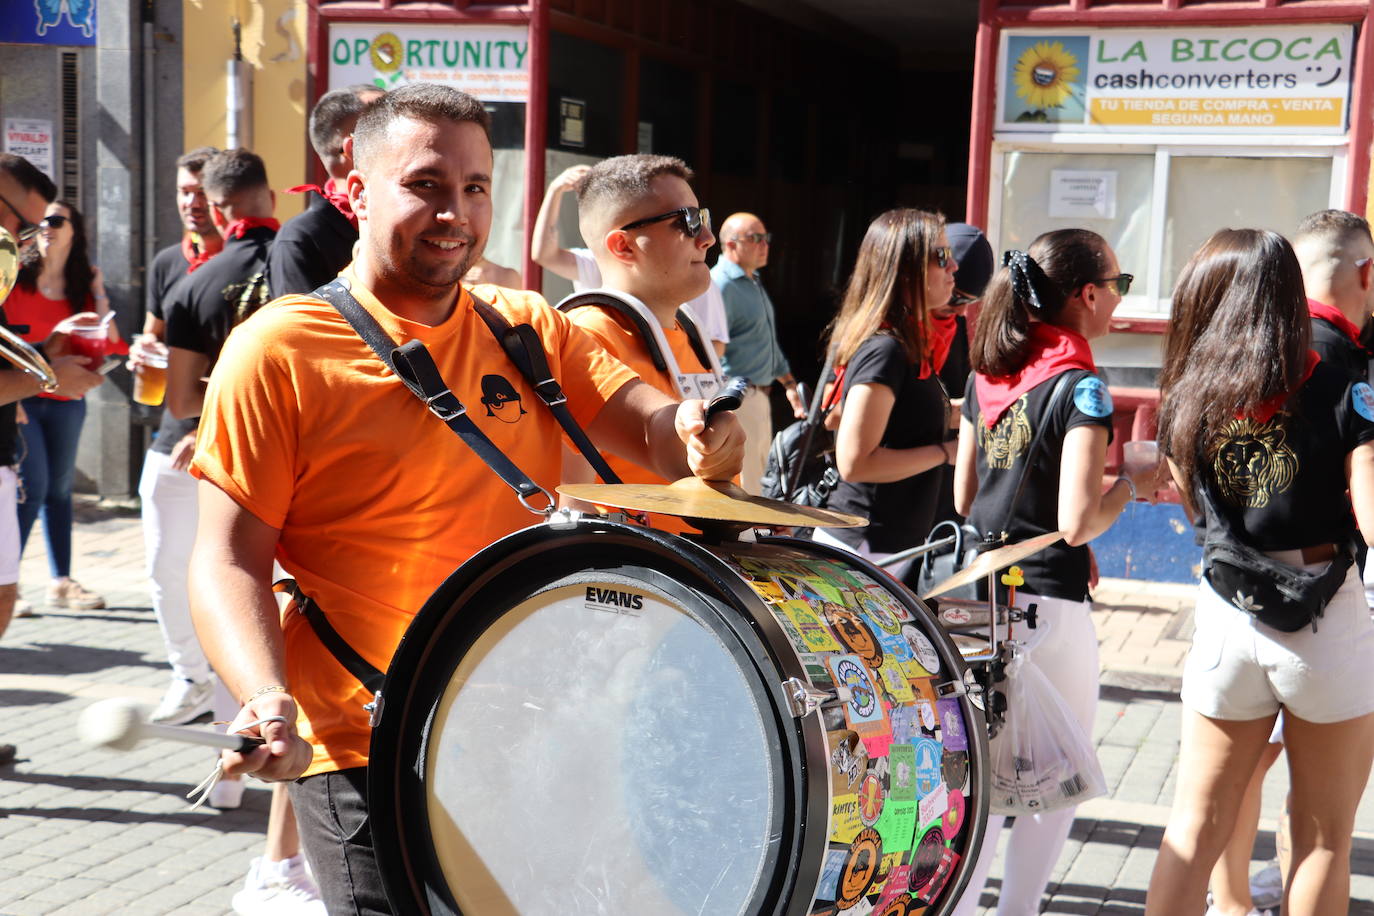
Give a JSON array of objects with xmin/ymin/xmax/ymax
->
[
  {"xmin": 208, "ymin": 777, "xmax": 245, "ymax": 810},
  {"xmin": 149, "ymin": 677, "xmax": 213, "ymax": 725},
  {"xmin": 232, "ymin": 855, "xmax": 327, "ymax": 915},
  {"xmin": 1249, "ymin": 862, "xmax": 1282, "ymax": 909}
]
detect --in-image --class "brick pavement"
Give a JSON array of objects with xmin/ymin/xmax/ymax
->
[{"xmin": 1, "ymin": 506, "xmax": 1372, "ymax": 914}]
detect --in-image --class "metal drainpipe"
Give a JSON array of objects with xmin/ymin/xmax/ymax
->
[{"xmin": 226, "ymin": 18, "xmax": 252, "ymax": 149}]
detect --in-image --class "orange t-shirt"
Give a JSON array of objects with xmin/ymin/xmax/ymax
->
[
  {"xmin": 191, "ymin": 269, "xmax": 637, "ymax": 776},
  {"xmin": 565, "ymin": 306, "xmax": 710, "ymax": 534}
]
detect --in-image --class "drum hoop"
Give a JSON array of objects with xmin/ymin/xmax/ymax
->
[
  {"xmin": 758, "ymin": 533, "xmax": 994, "ymax": 913},
  {"xmin": 368, "ymin": 520, "xmax": 830, "ymax": 916}
]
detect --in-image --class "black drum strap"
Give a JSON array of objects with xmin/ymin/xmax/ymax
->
[
  {"xmin": 471, "ymin": 298, "xmax": 622, "ymax": 485},
  {"xmin": 272, "ymin": 579, "xmax": 385, "ymax": 697},
  {"xmin": 312, "ymin": 278, "xmax": 555, "ymax": 511}
]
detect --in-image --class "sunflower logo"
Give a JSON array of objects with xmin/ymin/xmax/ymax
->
[{"xmin": 1013, "ymin": 40, "xmax": 1080, "ymax": 111}]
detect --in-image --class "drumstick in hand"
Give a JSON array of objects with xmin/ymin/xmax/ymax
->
[{"xmin": 78, "ymin": 697, "xmax": 264, "ymax": 754}]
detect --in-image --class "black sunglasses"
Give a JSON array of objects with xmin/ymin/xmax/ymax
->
[
  {"xmin": 931, "ymin": 245, "xmax": 954, "ymax": 268},
  {"xmin": 619, "ymin": 206, "xmax": 711, "ymax": 238},
  {"xmin": 0, "ymin": 190, "xmax": 40, "ymax": 243},
  {"xmin": 1100, "ymin": 273, "xmax": 1134, "ymax": 296},
  {"xmin": 39, "ymin": 214, "xmax": 69, "ymax": 230}
]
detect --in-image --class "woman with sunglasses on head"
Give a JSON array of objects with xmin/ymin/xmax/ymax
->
[
  {"xmin": 1145, "ymin": 229, "xmax": 1374, "ymax": 916},
  {"xmin": 950, "ymin": 229, "xmax": 1160, "ymax": 916},
  {"xmin": 8, "ymin": 200, "xmax": 124, "ymax": 612},
  {"xmin": 810, "ymin": 208, "xmax": 959, "ymax": 576}
]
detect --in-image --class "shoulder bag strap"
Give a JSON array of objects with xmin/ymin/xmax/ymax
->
[
  {"xmin": 994, "ymin": 370, "xmax": 1078, "ymax": 542},
  {"xmin": 471, "ymin": 295, "xmax": 623, "ymax": 486},
  {"xmin": 312, "ymin": 278, "xmax": 554, "ymax": 512}
]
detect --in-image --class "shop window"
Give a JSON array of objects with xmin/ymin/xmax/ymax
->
[
  {"xmin": 994, "ymin": 146, "xmax": 1340, "ymax": 316},
  {"xmin": 1163, "ymin": 155, "xmax": 1332, "ymax": 291},
  {"xmin": 546, "ymin": 31, "xmax": 623, "ymax": 157},
  {"xmin": 639, "ymin": 57, "xmax": 698, "ymax": 162}
]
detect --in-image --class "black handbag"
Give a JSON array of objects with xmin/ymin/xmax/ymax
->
[
  {"xmin": 1198, "ymin": 484, "xmax": 1355, "ymax": 633},
  {"xmin": 761, "ymin": 352, "xmax": 843, "ymax": 532},
  {"xmin": 913, "ymin": 372, "xmax": 1075, "ymax": 598}
]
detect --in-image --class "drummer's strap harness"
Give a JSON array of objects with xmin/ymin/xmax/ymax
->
[{"xmin": 274, "ymin": 277, "xmax": 628, "ymax": 719}]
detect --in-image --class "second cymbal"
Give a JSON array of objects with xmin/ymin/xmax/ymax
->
[{"xmin": 557, "ymin": 477, "xmax": 868, "ymax": 528}]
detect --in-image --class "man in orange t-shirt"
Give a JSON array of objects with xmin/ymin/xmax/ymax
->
[
  {"xmin": 560, "ymin": 154, "xmax": 725, "ymax": 533},
  {"xmin": 187, "ymin": 85, "xmax": 742, "ymax": 915}
]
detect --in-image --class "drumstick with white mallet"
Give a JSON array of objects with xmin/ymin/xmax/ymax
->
[{"xmin": 78, "ymin": 697, "xmax": 273, "ymax": 754}]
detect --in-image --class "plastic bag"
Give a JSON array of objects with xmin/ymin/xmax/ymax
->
[{"xmin": 988, "ymin": 649, "xmax": 1106, "ymax": 816}]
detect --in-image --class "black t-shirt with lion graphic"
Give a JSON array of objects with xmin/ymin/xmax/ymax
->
[
  {"xmin": 962, "ymin": 368, "xmax": 1113, "ymax": 602},
  {"xmin": 1197, "ymin": 360, "xmax": 1374, "ymax": 551}
]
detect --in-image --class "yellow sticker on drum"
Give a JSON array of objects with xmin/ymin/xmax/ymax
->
[
  {"xmin": 878, "ymin": 663, "xmax": 914, "ymax": 704},
  {"xmin": 830, "ymin": 792, "xmax": 863, "ymax": 843},
  {"xmin": 781, "ymin": 601, "xmax": 843, "ymax": 652}
]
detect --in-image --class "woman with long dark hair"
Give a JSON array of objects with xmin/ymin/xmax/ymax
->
[
  {"xmin": 1146, "ymin": 229, "xmax": 1374, "ymax": 916},
  {"xmin": 810, "ymin": 208, "xmax": 959, "ymax": 574},
  {"xmin": 951, "ymin": 229, "xmax": 1159, "ymax": 915},
  {"xmin": 8, "ymin": 200, "xmax": 121, "ymax": 610}
]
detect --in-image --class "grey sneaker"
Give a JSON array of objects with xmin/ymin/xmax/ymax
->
[
  {"xmin": 1249, "ymin": 862, "xmax": 1282, "ymax": 909},
  {"xmin": 149, "ymin": 678, "xmax": 213, "ymax": 725}
]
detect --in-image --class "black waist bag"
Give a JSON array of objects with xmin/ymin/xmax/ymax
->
[{"xmin": 1199, "ymin": 486, "xmax": 1355, "ymax": 633}]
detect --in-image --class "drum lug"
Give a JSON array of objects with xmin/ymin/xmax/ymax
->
[
  {"xmin": 364, "ymin": 691, "xmax": 384, "ymax": 727},
  {"xmin": 782, "ymin": 677, "xmax": 841, "ymax": 718},
  {"xmin": 937, "ymin": 669, "xmax": 986, "ymax": 711}
]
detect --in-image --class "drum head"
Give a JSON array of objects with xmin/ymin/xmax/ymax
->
[{"xmin": 368, "ymin": 522, "xmax": 819, "ymax": 916}]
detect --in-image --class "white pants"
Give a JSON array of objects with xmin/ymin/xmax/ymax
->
[
  {"xmin": 952, "ymin": 593, "xmax": 1101, "ymax": 916},
  {"xmin": 139, "ymin": 449, "xmax": 208, "ymax": 684},
  {"xmin": 738, "ymin": 385, "xmax": 772, "ymax": 495},
  {"xmin": 0, "ymin": 468, "xmax": 20, "ymax": 586}
]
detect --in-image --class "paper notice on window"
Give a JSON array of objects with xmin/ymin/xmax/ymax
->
[{"xmin": 1048, "ymin": 169, "xmax": 1117, "ymax": 219}]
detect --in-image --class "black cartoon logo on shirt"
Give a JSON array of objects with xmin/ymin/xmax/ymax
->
[
  {"xmin": 1207, "ymin": 416, "xmax": 1298, "ymax": 509},
  {"xmin": 480, "ymin": 375, "xmax": 527, "ymax": 423},
  {"xmin": 978, "ymin": 395, "xmax": 1033, "ymax": 470}
]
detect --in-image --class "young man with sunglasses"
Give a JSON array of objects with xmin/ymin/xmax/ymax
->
[
  {"xmin": 185, "ymin": 84, "xmax": 742, "ymax": 915},
  {"xmin": 713, "ymin": 212, "xmax": 805, "ymax": 493},
  {"xmin": 532, "ymin": 163, "xmax": 730, "ymax": 356},
  {"xmin": 0, "ymin": 154, "xmax": 105, "ymax": 765},
  {"xmin": 559, "ymin": 155, "xmax": 725, "ymax": 529}
]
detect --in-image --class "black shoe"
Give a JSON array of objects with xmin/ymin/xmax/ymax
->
[{"xmin": 0, "ymin": 744, "xmax": 16, "ymax": 766}]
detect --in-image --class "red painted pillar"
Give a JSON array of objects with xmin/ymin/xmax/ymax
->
[
  {"xmin": 966, "ymin": 0, "xmax": 1000, "ymax": 228},
  {"xmin": 523, "ymin": 0, "xmax": 549, "ymax": 290},
  {"xmin": 1345, "ymin": 6, "xmax": 1374, "ymax": 217}
]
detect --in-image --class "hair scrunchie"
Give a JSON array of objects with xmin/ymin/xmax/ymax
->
[{"xmin": 1002, "ymin": 249, "xmax": 1048, "ymax": 313}]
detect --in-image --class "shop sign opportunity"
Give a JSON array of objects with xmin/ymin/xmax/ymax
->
[
  {"xmin": 998, "ymin": 24, "xmax": 1354, "ymax": 134},
  {"xmin": 328, "ymin": 23, "xmax": 530, "ymax": 103}
]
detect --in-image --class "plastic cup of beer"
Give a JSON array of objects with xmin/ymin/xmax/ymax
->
[
  {"xmin": 1122, "ymin": 440, "xmax": 1158, "ymax": 476},
  {"xmin": 133, "ymin": 351, "xmax": 168, "ymax": 406},
  {"xmin": 66, "ymin": 325, "xmax": 110, "ymax": 362}
]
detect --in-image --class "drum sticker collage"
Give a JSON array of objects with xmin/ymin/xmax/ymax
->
[{"xmin": 726, "ymin": 553, "xmax": 975, "ymax": 915}]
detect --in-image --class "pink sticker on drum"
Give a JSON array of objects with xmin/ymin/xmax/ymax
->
[
  {"xmin": 873, "ymin": 863, "xmax": 911, "ymax": 910},
  {"xmin": 936, "ymin": 698, "xmax": 968, "ymax": 752},
  {"xmin": 942, "ymin": 789, "xmax": 967, "ymax": 840}
]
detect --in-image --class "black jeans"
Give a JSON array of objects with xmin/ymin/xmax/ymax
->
[{"xmin": 290, "ymin": 767, "xmax": 393, "ymax": 916}]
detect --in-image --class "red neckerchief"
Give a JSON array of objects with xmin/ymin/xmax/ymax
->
[
  {"xmin": 1243, "ymin": 349, "xmax": 1320, "ymax": 424},
  {"xmin": 929, "ymin": 313, "xmax": 959, "ymax": 376},
  {"xmin": 1307, "ymin": 298, "xmax": 1366, "ymax": 349},
  {"xmin": 222, "ymin": 217, "xmax": 282, "ymax": 240},
  {"xmin": 287, "ymin": 178, "xmax": 357, "ymax": 228},
  {"xmin": 975, "ymin": 323, "xmax": 1096, "ymax": 428},
  {"xmin": 180, "ymin": 231, "xmax": 222, "ymax": 274},
  {"xmin": 875, "ymin": 318, "xmax": 944, "ymax": 380}
]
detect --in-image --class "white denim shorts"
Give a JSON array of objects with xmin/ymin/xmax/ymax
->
[
  {"xmin": 0, "ymin": 467, "xmax": 19, "ymax": 586},
  {"xmin": 1181, "ymin": 552, "xmax": 1374, "ymax": 724}
]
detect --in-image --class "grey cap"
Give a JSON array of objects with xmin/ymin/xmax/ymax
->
[{"xmin": 948, "ymin": 223, "xmax": 994, "ymax": 299}]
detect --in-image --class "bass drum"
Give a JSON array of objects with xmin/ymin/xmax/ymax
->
[{"xmin": 368, "ymin": 519, "xmax": 989, "ymax": 915}]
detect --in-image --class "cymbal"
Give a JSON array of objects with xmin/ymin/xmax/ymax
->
[
  {"xmin": 557, "ymin": 477, "xmax": 868, "ymax": 528},
  {"xmin": 921, "ymin": 530, "xmax": 1064, "ymax": 599}
]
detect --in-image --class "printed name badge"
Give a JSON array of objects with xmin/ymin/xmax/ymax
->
[
  {"xmin": 1073, "ymin": 376, "xmax": 1113, "ymax": 418},
  {"xmin": 1354, "ymin": 382, "xmax": 1374, "ymax": 422}
]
